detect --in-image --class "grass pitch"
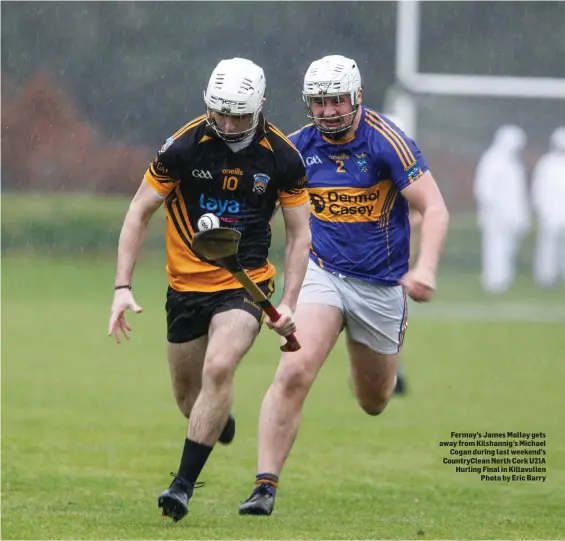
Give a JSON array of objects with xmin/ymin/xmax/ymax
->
[{"xmin": 2, "ymin": 254, "xmax": 564, "ymax": 539}]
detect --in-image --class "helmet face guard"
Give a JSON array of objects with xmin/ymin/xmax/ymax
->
[
  {"xmin": 204, "ymin": 99, "xmax": 262, "ymax": 143},
  {"xmin": 303, "ymin": 91, "xmax": 360, "ymax": 139}
]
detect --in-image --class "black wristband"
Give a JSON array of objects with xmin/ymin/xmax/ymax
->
[{"xmin": 114, "ymin": 285, "xmax": 131, "ymax": 291}]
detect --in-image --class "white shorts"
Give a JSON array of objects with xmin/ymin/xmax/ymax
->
[{"xmin": 297, "ymin": 259, "xmax": 408, "ymax": 354}]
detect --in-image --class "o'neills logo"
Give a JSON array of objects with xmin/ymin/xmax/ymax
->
[{"xmin": 222, "ymin": 168, "xmax": 243, "ymax": 176}]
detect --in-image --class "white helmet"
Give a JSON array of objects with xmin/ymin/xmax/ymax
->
[
  {"xmin": 204, "ymin": 58, "xmax": 266, "ymax": 141},
  {"xmin": 302, "ymin": 55, "xmax": 362, "ymax": 137}
]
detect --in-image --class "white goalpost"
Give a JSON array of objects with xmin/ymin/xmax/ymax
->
[
  {"xmin": 385, "ymin": 0, "xmax": 565, "ymax": 141},
  {"xmin": 383, "ymin": 0, "xmax": 565, "ymax": 278}
]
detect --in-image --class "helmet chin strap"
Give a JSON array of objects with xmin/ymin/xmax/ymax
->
[
  {"xmin": 214, "ymin": 128, "xmax": 249, "ymax": 143},
  {"xmin": 311, "ymin": 106, "xmax": 359, "ymax": 139},
  {"xmin": 322, "ymin": 126, "xmax": 351, "ymax": 141},
  {"xmin": 225, "ymin": 129, "xmax": 256, "ymax": 153},
  {"xmin": 205, "ymin": 109, "xmax": 260, "ymax": 142}
]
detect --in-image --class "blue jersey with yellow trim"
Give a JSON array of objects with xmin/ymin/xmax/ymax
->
[{"xmin": 289, "ymin": 106, "xmax": 428, "ymax": 286}]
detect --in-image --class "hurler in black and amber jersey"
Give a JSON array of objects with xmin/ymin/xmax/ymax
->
[{"xmin": 108, "ymin": 57, "xmax": 311, "ymax": 524}]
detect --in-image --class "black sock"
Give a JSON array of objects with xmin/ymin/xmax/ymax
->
[
  {"xmin": 256, "ymin": 472, "xmax": 279, "ymax": 494},
  {"xmin": 177, "ymin": 438, "xmax": 213, "ymax": 484}
]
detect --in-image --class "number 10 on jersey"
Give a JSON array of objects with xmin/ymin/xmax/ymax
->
[{"xmin": 223, "ymin": 175, "xmax": 239, "ymax": 191}]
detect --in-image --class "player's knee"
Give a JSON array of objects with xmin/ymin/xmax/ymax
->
[
  {"xmin": 358, "ymin": 397, "xmax": 389, "ymax": 416},
  {"xmin": 202, "ymin": 357, "xmax": 235, "ymax": 388},
  {"xmin": 275, "ymin": 361, "xmax": 315, "ymax": 397},
  {"xmin": 356, "ymin": 384, "xmax": 393, "ymax": 416}
]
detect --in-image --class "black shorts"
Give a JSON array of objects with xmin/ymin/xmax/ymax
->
[{"xmin": 166, "ymin": 278, "xmax": 275, "ymax": 343}]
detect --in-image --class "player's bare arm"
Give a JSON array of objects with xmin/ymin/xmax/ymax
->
[
  {"xmin": 267, "ymin": 201, "xmax": 311, "ymax": 337},
  {"xmin": 108, "ymin": 180, "xmax": 164, "ymax": 343},
  {"xmin": 400, "ymin": 171, "xmax": 449, "ymax": 301}
]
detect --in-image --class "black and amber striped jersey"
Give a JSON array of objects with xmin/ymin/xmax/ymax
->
[
  {"xmin": 144, "ymin": 114, "xmax": 308, "ymax": 292},
  {"xmin": 289, "ymin": 107, "xmax": 429, "ymax": 285}
]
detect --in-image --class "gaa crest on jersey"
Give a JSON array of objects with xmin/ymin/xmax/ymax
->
[
  {"xmin": 253, "ymin": 173, "xmax": 270, "ymax": 195},
  {"xmin": 356, "ymin": 157, "xmax": 369, "ymax": 173}
]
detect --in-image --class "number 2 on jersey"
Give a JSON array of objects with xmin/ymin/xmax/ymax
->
[{"xmin": 336, "ymin": 160, "xmax": 345, "ymax": 173}]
